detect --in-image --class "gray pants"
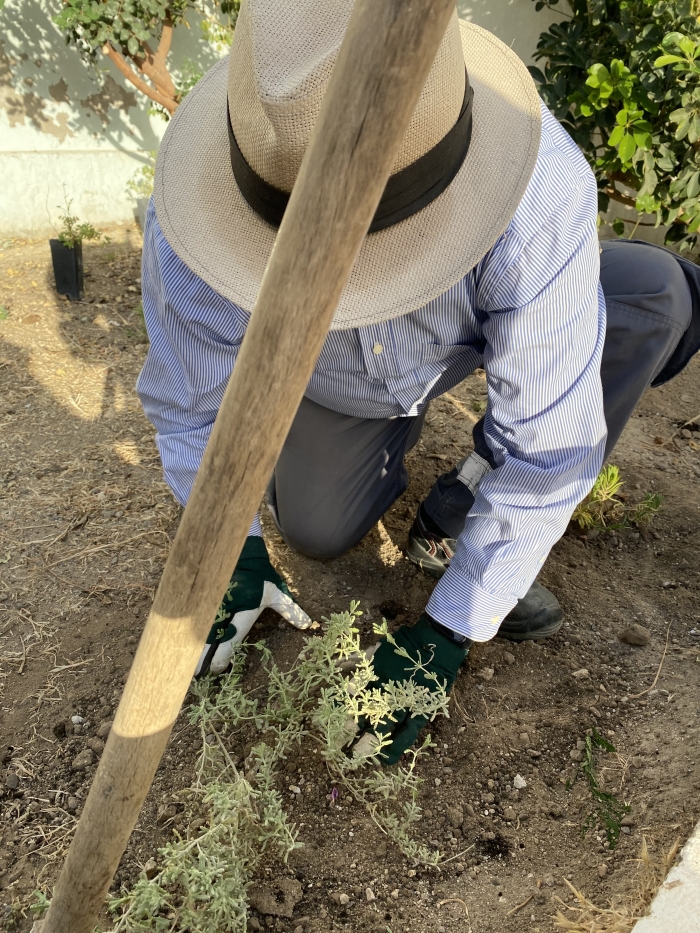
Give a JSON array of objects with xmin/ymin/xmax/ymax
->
[{"xmin": 269, "ymin": 239, "xmax": 697, "ymax": 555}]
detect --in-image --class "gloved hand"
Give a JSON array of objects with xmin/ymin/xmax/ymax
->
[
  {"xmin": 350, "ymin": 614, "xmax": 470, "ymax": 765},
  {"xmin": 195, "ymin": 536, "xmax": 311, "ymax": 677}
]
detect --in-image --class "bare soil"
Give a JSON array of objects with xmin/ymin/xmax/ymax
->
[{"xmin": 1, "ymin": 231, "xmax": 699, "ymax": 933}]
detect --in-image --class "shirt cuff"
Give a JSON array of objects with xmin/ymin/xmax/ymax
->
[
  {"xmin": 426, "ymin": 565, "xmax": 517, "ymax": 643},
  {"xmin": 249, "ymin": 513, "xmax": 263, "ymax": 537}
]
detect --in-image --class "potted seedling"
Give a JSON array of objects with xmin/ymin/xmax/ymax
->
[{"xmin": 50, "ymin": 196, "xmax": 107, "ymax": 301}]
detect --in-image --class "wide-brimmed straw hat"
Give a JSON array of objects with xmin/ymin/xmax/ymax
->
[{"xmin": 154, "ymin": 0, "xmax": 541, "ymax": 330}]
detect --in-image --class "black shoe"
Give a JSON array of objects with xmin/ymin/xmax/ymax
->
[
  {"xmin": 406, "ymin": 505, "xmax": 457, "ymax": 578},
  {"xmin": 407, "ymin": 505, "xmax": 563, "ymax": 641}
]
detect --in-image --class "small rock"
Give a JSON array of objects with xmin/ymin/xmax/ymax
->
[
  {"xmin": 143, "ymin": 857, "xmax": 158, "ymax": 879},
  {"xmin": 503, "ymin": 807, "xmax": 516, "ymax": 822},
  {"xmin": 248, "ymin": 920, "xmax": 262, "ymax": 931},
  {"xmin": 513, "ymin": 774, "xmax": 527, "ymax": 790},
  {"xmin": 96, "ymin": 720, "xmax": 113, "ymax": 739},
  {"xmin": 289, "ymin": 785, "xmax": 301, "ymax": 795},
  {"xmin": 464, "ymin": 804, "xmax": 476, "ymax": 818},
  {"xmin": 294, "ymin": 927, "xmax": 304, "ymax": 933},
  {"xmin": 621, "ymin": 815, "xmax": 634, "ymax": 827},
  {"xmin": 543, "ymin": 873, "xmax": 555, "ymax": 887},
  {"xmin": 87, "ymin": 737, "xmax": 105, "ymax": 755},
  {"xmin": 446, "ymin": 806, "xmax": 463, "ymax": 828},
  {"xmin": 66, "ymin": 796, "xmax": 80, "ymax": 811},
  {"xmin": 339, "ymin": 893, "xmax": 350, "ymax": 906},
  {"xmin": 597, "ymin": 863, "xmax": 608, "ymax": 879},
  {"xmin": 249, "ymin": 878, "xmax": 303, "ymax": 918},
  {"xmin": 572, "ymin": 668, "xmax": 590, "ymax": 680},
  {"xmin": 5, "ymin": 772, "xmax": 20, "ymax": 790},
  {"xmin": 519, "ymin": 732, "xmax": 530, "ymax": 744},
  {"xmin": 570, "ymin": 749, "xmax": 583, "ymax": 761},
  {"xmin": 365, "ymin": 887, "xmax": 376, "ymax": 902},
  {"xmin": 71, "ymin": 715, "xmax": 84, "ymax": 725},
  {"xmin": 477, "ymin": 667, "xmax": 494, "ymax": 681},
  {"xmin": 618, "ymin": 624, "xmax": 651, "ymax": 647},
  {"xmin": 390, "ymin": 889, "xmax": 399, "ymax": 899},
  {"xmin": 503, "ymin": 651, "xmax": 515, "ymax": 665},
  {"xmin": 71, "ymin": 748, "xmax": 94, "ymax": 771}
]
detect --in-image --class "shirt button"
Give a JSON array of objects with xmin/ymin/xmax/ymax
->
[{"xmin": 372, "ymin": 342, "xmax": 383, "ymax": 355}]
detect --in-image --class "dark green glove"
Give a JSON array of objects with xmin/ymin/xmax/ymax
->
[
  {"xmin": 195, "ymin": 536, "xmax": 310, "ymax": 677},
  {"xmin": 353, "ymin": 614, "xmax": 470, "ymax": 765}
]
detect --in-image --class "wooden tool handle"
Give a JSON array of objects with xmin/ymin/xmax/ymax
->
[{"xmin": 41, "ymin": 2, "xmax": 457, "ymax": 930}]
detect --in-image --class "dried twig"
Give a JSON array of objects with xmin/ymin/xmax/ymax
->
[
  {"xmin": 438, "ymin": 897, "xmax": 470, "ymax": 919},
  {"xmin": 628, "ymin": 621, "xmax": 671, "ymax": 699},
  {"xmin": 507, "ymin": 893, "xmax": 534, "ymax": 916},
  {"xmin": 44, "ymin": 529, "xmax": 169, "ymax": 568}
]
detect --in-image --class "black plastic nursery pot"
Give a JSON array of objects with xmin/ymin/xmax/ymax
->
[{"xmin": 49, "ymin": 238, "xmax": 84, "ymax": 301}]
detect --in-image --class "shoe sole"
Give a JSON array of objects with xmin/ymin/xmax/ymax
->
[
  {"xmin": 406, "ymin": 536, "xmax": 447, "ymax": 580},
  {"xmin": 497, "ymin": 610, "xmax": 563, "ymax": 642}
]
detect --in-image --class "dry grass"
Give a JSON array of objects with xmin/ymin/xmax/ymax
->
[{"xmin": 553, "ymin": 837, "xmax": 681, "ymax": 932}]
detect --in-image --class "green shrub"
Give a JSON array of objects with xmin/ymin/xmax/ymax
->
[
  {"xmin": 530, "ymin": 0, "xmax": 700, "ymax": 251},
  {"xmin": 107, "ymin": 605, "xmax": 447, "ymax": 932}
]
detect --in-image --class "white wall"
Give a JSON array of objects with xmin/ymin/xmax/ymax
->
[{"xmin": 0, "ymin": 0, "xmax": 558, "ymax": 237}]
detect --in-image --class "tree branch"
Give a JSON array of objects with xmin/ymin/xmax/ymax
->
[
  {"xmin": 604, "ymin": 187, "xmax": 637, "ymax": 209},
  {"xmin": 102, "ymin": 43, "xmax": 177, "ymax": 114},
  {"xmin": 157, "ymin": 17, "xmax": 174, "ymax": 61},
  {"xmin": 132, "ymin": 18, "xmax": 177, "ymax": 101}
]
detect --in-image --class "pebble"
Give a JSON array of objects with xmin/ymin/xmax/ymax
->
[
  {"xmin": 598, "ymin": 863, "xmax": 608, "ymax": 878},
  {"xmin": 570, "ymin": 749, "xmax": 583, "ymax": 761},
  {"xmin": 5, "ymin": 772, "xmax": 20, "ymax": 790},
  {"xmin": 289, "ymin": 785, "xmax": 301, "ymax": 795},
  {"xmin": 339, "ymin": 893, "xmax": 350, "ymax": 906},
  {"xmin": 87, "ymin": 737, "xmax": 105, "ymax": 754},
  {"xmin": 513, "ymin": 774, "xmax": 527, "ymax": 790},
  {"xmin": 365, "ymin": 887, "xmax": 376, "ymax": 902},
  {"xmin": 572, "ymin": 668, "xmax": 590, "ymax": 680},
  {"xmin": 519, "ymin": 732, "xmax": 530, "ymax": 744},
  {"xmin": 618, "ymin": 624, "xmax": 651, "ymax": 647},
  {"xmin": 71, "ymin": 748, "xmax": 94, "ymax": 771},
  {"xmin": 248, "ymin": 920, "xmax": 261, "ymax": 931},
  {"xmin": 503, "ymin": 807, "xmax": 516, "ymax": 822},
  {"xmin": 503, "ymin": 651, "xmax": 515, "ymax": 665},
  {"xmin": 143, "ymin": 857, "xmax": 158, "ymax": 879},
  {"xmin": 446, "ymin": 806, "xmax": 463, "ymax": 828},
  {"xmin": 477, "ymin": 667, "xmax": 494, "ymax": 681},
  {"xmin": 391, "ymin": 889, "xmax": 399, "ymax": 899},
  {"xmin": 66, "ymin": 796, "xmax": 80, "ymax": 811},
  {"xmin": 71, "ymin": 715, "xmax": 84, "ymax": 725},
  {"xmin": 464, "ymin": 804, "xmax": 476, "ymax": 818},
  {"xmin": 96, "ymin": 720, "xmax": 113, "ymax": 739}
]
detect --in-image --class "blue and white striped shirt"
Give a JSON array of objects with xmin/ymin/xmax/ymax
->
[{"xmin": 137, "ymin": 103, "xmax": 607, "ymax": 642}]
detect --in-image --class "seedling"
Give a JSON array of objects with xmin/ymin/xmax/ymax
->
[
  {"xmin": 55, "ymin": 192, "xmax": 109, "ymax": 250},
  {"xmin": 567, "ymin": 730, "xmax": 630, "ymax": 848},
  {"xmin": 572, "ymin": 464, "xmax": 661, "ymax": 532}
]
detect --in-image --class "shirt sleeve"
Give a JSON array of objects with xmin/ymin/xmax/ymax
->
[
  {"xmin": 427, "ymin": 115, "xmax": 607, "ymax": 641},
  {"xmin": 136, "ymin": 200, "xmax": 262, "ymax": 535}
]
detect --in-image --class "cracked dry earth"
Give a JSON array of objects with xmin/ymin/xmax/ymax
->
[{"xmin": 0, "ymin": 231, "xmax": 699, "ymax": 933}]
